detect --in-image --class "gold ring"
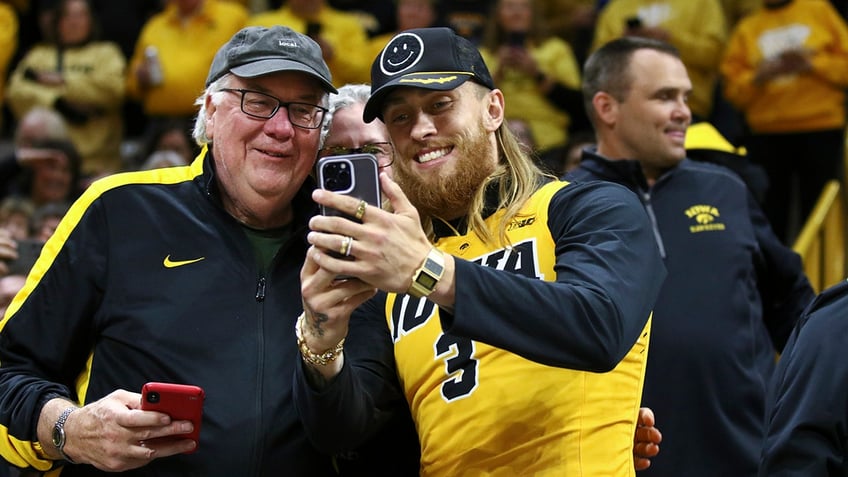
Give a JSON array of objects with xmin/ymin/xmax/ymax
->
[
  {"xmin": 340, "ymin": 236, "xmax": 353, "ymax": 257},
  {"xmin": 354, "ymin": 200, "xmax": 367, "ymax": 221}
]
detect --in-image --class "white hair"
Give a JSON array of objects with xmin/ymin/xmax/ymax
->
[
  {"xmin": 319, "ymin": 83, "xmax": 373, "ymax": 147},
  {"xmin": 192, "ymin": 75, "xmax": 232, "ymax": 145}
]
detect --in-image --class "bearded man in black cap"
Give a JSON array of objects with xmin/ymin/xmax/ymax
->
[
  {"xmin": 0, "ymin": 25, "xmax": 420, "ymax": 476},
  {"xmin": 295, "ymin": 27, "xmax": 667, "ymax": 475}
]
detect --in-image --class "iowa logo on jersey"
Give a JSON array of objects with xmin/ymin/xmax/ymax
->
[
  {"xmin": 468, "ymin": 239, "xmax": 542, "ymax": 278},
  {"xmin": 390, "ymin": 239, "xmax": 543, "ymax": 342}
]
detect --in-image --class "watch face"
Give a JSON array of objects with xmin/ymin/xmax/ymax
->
[
  {"xmin": 52, "ymin": 425, "xmax": 64, "ymax": 447},
  {"xmin": 418, "ymin": 273, "xmax": 437, "ymax": 289}
]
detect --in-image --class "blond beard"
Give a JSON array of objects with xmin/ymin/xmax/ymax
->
[{"xmin": 394, "ymin": 120, "xmax": 497, "ymax": 222}]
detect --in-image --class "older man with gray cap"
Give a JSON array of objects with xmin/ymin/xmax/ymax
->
[{"xmin": 0, "ymin": 25, "xmax": 419, "ymax": 476}]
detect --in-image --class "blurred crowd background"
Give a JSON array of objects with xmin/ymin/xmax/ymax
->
[{"xmin": 1, "ymin": 0, "xmax": 847, "ymax": 309}]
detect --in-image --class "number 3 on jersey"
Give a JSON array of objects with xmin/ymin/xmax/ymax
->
[
  {"xmin": 390, "ymin": 295, "xmax": 480, "ymax": 402},
  {"xmin": 435, "ymin": 333, "xmax": 479, "ymax": 401}
]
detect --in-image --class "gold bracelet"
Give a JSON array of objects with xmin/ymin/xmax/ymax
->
[{"xmin": 295, "ymin": 312, "xmax": 345, "ymax": 366}]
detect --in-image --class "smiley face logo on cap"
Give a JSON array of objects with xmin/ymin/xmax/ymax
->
[{"xmin": 380, "ymin": 32, "xmax": 424, "ymax": 76}]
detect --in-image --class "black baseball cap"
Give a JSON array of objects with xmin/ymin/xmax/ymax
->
[
  {"xmin": 363, "ymin": 27, "xmax": 495, "ymax": 122},
  {"xmin": 206, "ymin": 25, "xmax": 337, "ymax": 93}
]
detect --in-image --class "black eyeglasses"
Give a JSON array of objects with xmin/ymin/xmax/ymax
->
[
  {"xmin": 221, "ymin": 88, "xmax": 328, "ymax": 129},
  {"xmin": 318, "ymin": 142, "xmax": 395, "ymax": 168}
]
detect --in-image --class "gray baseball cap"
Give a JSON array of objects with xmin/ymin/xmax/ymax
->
[{"xmin": 205, "ymin": 25, "xmax": 337, "ymax": 93}]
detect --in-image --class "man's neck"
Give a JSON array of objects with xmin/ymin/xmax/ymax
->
[
  {"xmin": 222, "ymin": 193, "xmax": 295, "ymax": 230},
  {"xmin": 636, "ymin": 161, "xmax": 665, "ymax": 185}
]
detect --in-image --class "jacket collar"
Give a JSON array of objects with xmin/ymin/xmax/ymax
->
[{"xmin": 578, "ymin": 147, "xmax": 651, "ymax": 189}]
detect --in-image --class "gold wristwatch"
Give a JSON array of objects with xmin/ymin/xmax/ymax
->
[{"xmin": 407, "ymin": 247, "xmax": 445, "ymax": 298}]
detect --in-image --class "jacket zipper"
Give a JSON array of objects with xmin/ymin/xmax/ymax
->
[{"xmin": 641, "ymin": 191, "xmax": 667, "ymax": 259}]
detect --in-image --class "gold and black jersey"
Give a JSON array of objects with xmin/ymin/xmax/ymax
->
[{"xmin": 385, "ymin": 181, "xmax": 657, "ymax": 476}]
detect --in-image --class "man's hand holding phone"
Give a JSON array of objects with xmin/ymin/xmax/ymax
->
[
  {"xmin": 316, "ymin": 153, "xmax": 382, "ymax": 261},
  {"xmin": 307, "ymin": 169, "xmax": 442, "ymax": 295},
  {"xmin": 38, "ymin": 389, "xmax": 200, "ymax": 471},
  {"xmin": 301, "ymin": 159, "xmax": 389, "ymax": 379},
  {"xmin": 140, "ymin": 382, "xmax": 204, "ymax": 453}
]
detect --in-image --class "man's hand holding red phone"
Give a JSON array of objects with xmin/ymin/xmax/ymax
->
[
  {"xmin": 139, "ymin": 382, "xmax": 204, "ymax": 453},
  {"xmin": 39, "ymin": 385, "xmax": 203, "ymax": 471}
]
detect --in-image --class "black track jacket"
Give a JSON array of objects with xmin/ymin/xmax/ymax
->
[{"xmin": 0, "ymin": 150, "xmax": 344, "ymax": 476}]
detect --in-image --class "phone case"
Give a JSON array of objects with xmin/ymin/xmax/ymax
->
[
  {"xmin": 317, "ymin": 153, "xmax": 382, "ymax": 221},
  {"xmin": 141, "ymin": 382, "xmax": 204, "ymax": 452}
]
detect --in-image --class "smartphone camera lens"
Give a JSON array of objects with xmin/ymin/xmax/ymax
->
[
  {"xmin": 323, "ymin": 162, "xmax": 352, "ymax": 191},
  {"xmin": 146, "ymin": 391, "xmax": 160, "ymax": 404}
]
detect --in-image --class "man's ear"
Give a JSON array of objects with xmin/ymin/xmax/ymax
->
[
  {"xmin": 592, "ymin": 91, "xmax": 618, "ymax": 127},
  {"xmin": 483, "ymin": 88, "xmax": 505, "ymax": 133},
  {"xmin": 204, "ymin": 93, "xmax": 217, "ymax": 139}
]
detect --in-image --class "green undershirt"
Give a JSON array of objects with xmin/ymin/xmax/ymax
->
[{"xmin": 242, "ymin": 224, "xmax": 293, "ymax": 272}]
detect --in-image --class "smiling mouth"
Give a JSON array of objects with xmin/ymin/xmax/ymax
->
[
  {"xmin": 257, "ymin": 148, "xmax": 287, "ymax": 158},
  {"xmin": 416, "ymin": 147, "xmax": 452, "ymax": 163}
]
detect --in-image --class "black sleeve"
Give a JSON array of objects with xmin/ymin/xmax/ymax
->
[
  {"xmin": 444, "ymin": 181, "xmax": 666, "ymax": 371},
  {"xmin": 293, "ymin": 293, "xmax": 408, "ymax": 454},
  {"xmin": 0, "ymin": 191, "xmax": 106, "ymax": 467},
  {"xmin": 760, "ymin": 282, "xmax": 848, "ymax": 476}
]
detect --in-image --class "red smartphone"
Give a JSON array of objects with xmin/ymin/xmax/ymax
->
[{"xmin": 140, "ymin": 382, "xmax": 205, "ymax": 452}]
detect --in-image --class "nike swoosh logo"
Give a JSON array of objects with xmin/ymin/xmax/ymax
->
[{"xmin": 163, "ymin": 255, "xmax": 205, "ymax": 268}]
